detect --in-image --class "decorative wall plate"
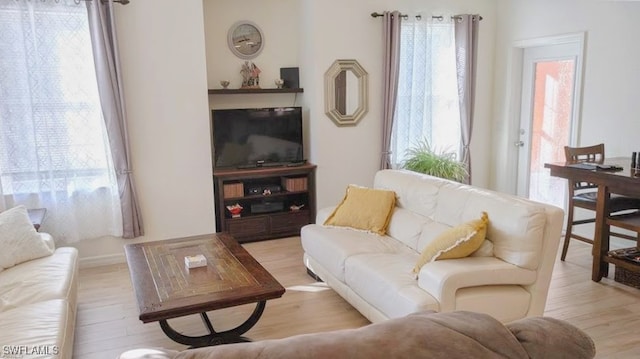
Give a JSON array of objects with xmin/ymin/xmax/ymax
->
[{"xmin": 227, "ymin": 21, "xmax": 264, "ymax": 60}]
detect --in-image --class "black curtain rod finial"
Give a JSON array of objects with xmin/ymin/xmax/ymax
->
[{"xmin": 370, "ymin": 12, "xmax": 408, "ymax": 19}]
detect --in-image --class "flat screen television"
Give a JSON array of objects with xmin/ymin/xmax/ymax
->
[{"xmin": 212, "ymin": 107, "xmax": 303, "ymax": 169}]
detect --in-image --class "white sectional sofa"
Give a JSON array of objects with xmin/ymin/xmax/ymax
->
[
  {"xmin": 301, "ymin": 169, "xmax": 564, "ymax": 323},
  {"xmin": 0, "ymin": 225, "xmax": 78, "ymax": 359}
]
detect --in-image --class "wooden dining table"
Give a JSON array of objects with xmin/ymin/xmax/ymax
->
[{"xmin": 545, "ymin": 157, "xmax": 640, "ymax": 282}]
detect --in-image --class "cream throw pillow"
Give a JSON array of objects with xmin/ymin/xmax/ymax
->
[
  {"xmin": 324, "ymin": 185, "xmax": 396, "ymax": 235},
  {"xmin": 0, "ymin": 206, "xmax": 54, "ymax": 270},
  {"xmin": 413, "ymin": 212, "xmax": 489, "ymax": 274}
]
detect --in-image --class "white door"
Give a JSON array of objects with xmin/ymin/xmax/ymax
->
[{"xmin": 516, "ymin": 41, "xmax": 583, "ymax": 209}]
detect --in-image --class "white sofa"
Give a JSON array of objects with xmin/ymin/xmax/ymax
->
[
  {"xmin": 0, "ymin": 233, "xmax": 78, "ymax": 359},
  {"xmin": 301, "ymin": 169, "xmax": 564, "ymax": 323}
]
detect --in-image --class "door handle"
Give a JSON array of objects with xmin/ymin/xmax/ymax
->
[{"xmin": 514, "ymin": 141, "xmax": 525, "ymax": 147}]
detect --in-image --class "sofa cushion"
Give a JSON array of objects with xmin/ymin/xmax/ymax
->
[
  {"xmin": 374, "ymin": 170, "xmax": 441, "ymax": 218},
  {"xmin": 315, "ymin": 207, "xmax": 335, "ymax": 225},
  {"xmin": 301, "ymin": 225, "xmax": 404, "ymax": 282},
  {"xmin": 0, "ymin": 206, "xmax": 54, "ymax": 270},
  {"xmin": 464, "ymin": 194, "xmax": 546, "ymax": 270},
  {"xmin": 413, "ymin": 212, "xmax": 489, "ymax": 273},
  {"xmin": 385, "ymin": 208, "xmax": 431, "ymax": 251},
  {"xmin": 0, "ymin": 247, "xmax": 78, "ymax": 312},
  {"xmin": 324, "ymin": 185, "xmax": 396, "ymax": 235},
  {"xmin": 345, "ymin": 253, "xmax": 439, "ymax": 319},
  {"xmin": 470, "ymin": 239, "xmax": 494, "ymax": 257},
  {"xmin": 433, "ymin": 180, "xmax": 547, "ymax": 270},
  {"xmin": 0, "ymin": 299, "xmax": 75, "ymax": 359},
  {"xmin": 375, "ymin": 170, "xmax": 548, "ymax": 270}
]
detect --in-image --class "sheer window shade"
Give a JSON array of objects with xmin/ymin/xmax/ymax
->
[
  {"xmin": 0, "ymin": 0, "xmax": 122, "ymax": 242},
  {"xmin": 392, "ymin": 18, "xmax": 461, "ymax": 168}
]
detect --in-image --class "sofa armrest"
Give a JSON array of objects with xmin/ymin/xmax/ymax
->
[{"xmin": 417, "ymin": 257, "xmax": 537, "ymax": 312}]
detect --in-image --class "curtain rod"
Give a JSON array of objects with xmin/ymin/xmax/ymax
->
[
  {"xmin": 370, "ymin": 12, "xmax": 482, "ymax": 21},
  {"xmin": 78, "ymin": 0, "xmax": 131, "ymax": 4}
]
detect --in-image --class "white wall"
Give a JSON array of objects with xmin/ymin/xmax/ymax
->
[
  {"xmin": 204, "ymin": 0, "xmax": 301, "ymax": 110},
  {"xmin": 203, "ymin": 0, "xmax": 304, "ymax": 179},
  {"xmin": 492, "ymin": 0, "xmax": 640, "ymax": 193},
  {"xmin": 74, "ymin": 0, "xmax": 640, "ymax": 263},
  {"xmin": 300, "ymin": 0, "xmax": 497, "ymax": 209},
  {"xmin": 72, "ymin": 0, "xmax": 213, "ymax": 264},
  {"xmin": 204, "ymin": 0, "xmax": 496, "ymax": 210},
  {"xmin": 73, "ymin": 0, "xmax": 497, "ymax": 263}
]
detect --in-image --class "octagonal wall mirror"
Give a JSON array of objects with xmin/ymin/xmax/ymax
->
[
  {"xmin": 324, "ymin": 59, "xmax": 369, "ymax": 127},
  {"xmin": 227, "ymin": 21, "xmax": 264, "ymax": 59}
]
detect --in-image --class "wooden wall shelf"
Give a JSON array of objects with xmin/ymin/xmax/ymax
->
[{"xmin": 208, "ymin": 88, "xmax": 304, "ymax": 95}]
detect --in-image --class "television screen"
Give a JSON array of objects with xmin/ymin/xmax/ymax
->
[{"xmin": 212, "ymin": 107, "xmax": 303, "ymax": 169}]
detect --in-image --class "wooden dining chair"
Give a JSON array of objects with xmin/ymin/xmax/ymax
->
[{"xmin": 561, "ymin": 144, "xmax": 640, "ymax": 261}]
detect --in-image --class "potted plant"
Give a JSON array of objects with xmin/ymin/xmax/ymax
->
[{"xmin": 401, "ymin": 139, "xmax": 468, "ymax": 182}]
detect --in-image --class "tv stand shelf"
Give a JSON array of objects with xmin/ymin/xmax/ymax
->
[
  {"xmin": 213, "ymin": 163, "xmax": 316, "ymax": 243},
  {"xmin": 224, "ymin": 189, "xmax": 309, "ymax": 202}
]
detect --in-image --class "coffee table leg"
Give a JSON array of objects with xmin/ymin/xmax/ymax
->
[{"xmin": 159, "ymin": 300, "xmax": 267, "ymax": 348}]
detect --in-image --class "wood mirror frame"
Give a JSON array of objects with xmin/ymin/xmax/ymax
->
[{"xmin": 324, "ymin": 59, "xmax": 369, "ymax": 127}]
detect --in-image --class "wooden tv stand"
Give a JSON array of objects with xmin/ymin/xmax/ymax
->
[{"xmin": 213, "ymin": 163, "xmax": 316, "ymax": 243}]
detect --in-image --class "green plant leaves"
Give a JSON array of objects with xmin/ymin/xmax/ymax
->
[{"xmin": 401, "ymin": 139, "xmax": 468, "ymax": 182}]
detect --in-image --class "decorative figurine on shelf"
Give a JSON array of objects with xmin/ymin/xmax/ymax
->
[
  {"xmin": 220, "ymin": 80, "xmax": 230, "ymax": 89},
  {"xmin": 226, "ymin": 203, "xmax": 243, "ymax": 218},
  {"xmin": 240, "ymin": 61, "xmax": 261, "ymax": 88},
  {"xmin": 275, "ymin": 78, "xmax": 284, "ymax": 89},
  {"xmin": 290, "ymin": 204, "xmax": 304, "ymax": 211}
]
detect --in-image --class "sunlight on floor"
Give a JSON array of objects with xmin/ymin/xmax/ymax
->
[{"xmin": 286, "ymin": 282, "xmax": 331, "ymax": 293}]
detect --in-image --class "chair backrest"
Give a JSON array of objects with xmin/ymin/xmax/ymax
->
[
  {"xmin": 564, "ymin": 143, "xmax": 605, "ymax": 191},
  {"xmin": 564, "ymin": 143, "xmax": 605, "ymax": 163}
]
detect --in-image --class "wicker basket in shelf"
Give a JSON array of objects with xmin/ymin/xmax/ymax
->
[
  {"xmin": 281, "ymin": 176, "xmax": 307, "ymax": 192},
  {"xmin": 223, "ymin": 182, "xmax": 244, "ymax": 199}
]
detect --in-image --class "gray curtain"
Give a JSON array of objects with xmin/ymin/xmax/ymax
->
[
  {"xmin": 86, "ymin": 0, "xmax": 144, "ymax": 238},
  {"xmin": 454, "ymin": 14, "xmax": 480, "ymax": 184},
  {"xmin": 380, "ymin": 11, "xmax": 402, "ymax": 170}
]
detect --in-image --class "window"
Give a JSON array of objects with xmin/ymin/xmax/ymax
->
[
  {"xmin": 391, "ymin": 19, "xmax": 461, "ymax": 167},
  {"xmin": 0, "ymin": 0, "xmax": 122, "ymax": 242}
]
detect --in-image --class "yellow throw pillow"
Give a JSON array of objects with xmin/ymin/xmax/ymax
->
[
  {"xmin": 413, "ymin": 212, "xmax": 489, "ymax": 274},
  {"xmin": 324, "ymin": 185, "xmax": 396, "ymax": 235}
]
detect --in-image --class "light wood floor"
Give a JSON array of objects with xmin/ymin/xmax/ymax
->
[{"xmin": 73, "ymin": 236, "xmax": 639, "ymax": 359}]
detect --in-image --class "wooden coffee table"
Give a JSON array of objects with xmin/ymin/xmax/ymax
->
[{"xmin": 124, "ymin": 233, "xmax": 285, "ymax": 347}]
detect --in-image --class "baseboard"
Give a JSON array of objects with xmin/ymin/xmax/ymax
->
[{"xmin": 79, "ymin": 253, "xmax": 126, "ymax": 268}]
